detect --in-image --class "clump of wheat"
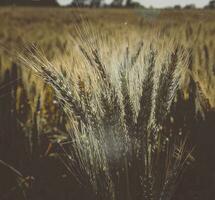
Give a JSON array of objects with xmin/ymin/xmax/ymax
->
[{"xmin": 18, "ymin": 26, "xmax": 194, "ymax": 200}]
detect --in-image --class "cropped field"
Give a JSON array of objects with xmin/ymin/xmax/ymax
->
[{"xmin": 0, "ymin": 7, "xmax": 215, "ymax": 200}]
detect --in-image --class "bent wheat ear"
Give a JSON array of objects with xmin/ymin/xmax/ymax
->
[{"xmin": 18, "ymin": 46, "xmax": 94, "ymax": 126}]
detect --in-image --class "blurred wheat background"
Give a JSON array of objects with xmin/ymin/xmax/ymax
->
[{"xmin": 0, "ymin": 6, "xmax": 215, "ymax": 200}]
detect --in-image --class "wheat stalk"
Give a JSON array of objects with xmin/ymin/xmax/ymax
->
[{"xmin": 18, "ymin": 27, "xmax": 193, "ymax": 200}]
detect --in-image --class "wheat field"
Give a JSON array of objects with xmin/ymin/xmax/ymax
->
[{"xmin": 0, "ymin": 7, "xmax": 215, "ymax": 200}]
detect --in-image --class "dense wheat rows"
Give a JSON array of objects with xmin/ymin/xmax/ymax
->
[{"xmin": 0, "ymin": 8, "xmax": 215, "ymax": 200}]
